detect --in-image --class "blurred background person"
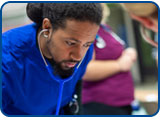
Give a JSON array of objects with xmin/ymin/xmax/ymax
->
[
  {"xmin": 121, "ymin": 3, "xmax": 158, "ymax": 65},
  {"xmin": 119, "ymin": 3, "xmax": 158, "ymax": 115},
  {"xmin": 81, "ymin": 3, "xmax": 137, "ymax": 115}
]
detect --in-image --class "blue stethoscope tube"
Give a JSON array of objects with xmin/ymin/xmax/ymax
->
[
  {"xmin": 46, "ymin": 65, "xmax": 79, "ymax": 115},
  {"xmin": 38, "ymin": 29, "xmax": 85, "ymax": 115}
]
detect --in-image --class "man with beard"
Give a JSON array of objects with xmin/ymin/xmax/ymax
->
[{"xmin": 2, "ymin": 3, "xmax": 102, "ymax": 115}]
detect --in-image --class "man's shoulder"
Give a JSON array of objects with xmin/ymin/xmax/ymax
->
[
  {"xmin": 2, "ymin": 23, "xmax": 37, "ymax": 53},
  {"xmin": 2, "ymin": 23, "xmax": 37, "ymax": 39},
  {"xmin": 2, "ymin": 23, "xmax": 38, "ymax": 66},
  {"xmin": 85, "ymin": 44, "xmax": 94, "ymax": 60},
  {"xmin": 79, "ymin": 44, "xmax": 94, "ymax": 68}
]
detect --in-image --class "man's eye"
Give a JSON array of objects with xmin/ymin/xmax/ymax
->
[
  {"xmin": 83, "ymin": 44, "xmax": 91, "ymax": 48},
  {"xmin": 66, "ymin": 41, "xmax": 75, "ymax": 46}
]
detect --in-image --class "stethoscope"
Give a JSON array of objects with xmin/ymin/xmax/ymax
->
[
  {"xmin": 38, "ymin": 29, "xmax": 85, "ymax": 115},
  {"xmin": 96, "ymin": 24, "xmax": 126, "ymax": 49}
]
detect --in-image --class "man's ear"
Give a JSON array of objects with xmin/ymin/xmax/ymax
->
[
  {"xmin": 130, "ymin": 14, "xmax": 154, "ymax": 29},
  {"xmin": 42, "ymin": 18, "xmax": 53, "ymax": 38}
]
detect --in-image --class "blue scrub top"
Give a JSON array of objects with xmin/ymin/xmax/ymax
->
[{"xmin": 2, "ymin": 23, "xmax": 93, "ymax": 115}]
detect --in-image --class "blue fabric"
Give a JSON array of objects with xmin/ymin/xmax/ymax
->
[{"xmin": 2, "ymin": 23, "xmax": 93, "ymax": 115}]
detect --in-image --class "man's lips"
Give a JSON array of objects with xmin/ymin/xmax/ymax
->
[{"xmin": 64, "ymin": 62, "xmax": 77, "ymax": 68}]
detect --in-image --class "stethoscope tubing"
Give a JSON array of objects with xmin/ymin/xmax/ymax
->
[{"xmin": 37, "ymin": 29, "xmax": 86, "ymax": 115}]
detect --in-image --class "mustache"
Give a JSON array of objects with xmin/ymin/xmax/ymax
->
[{"xmin": 61, "ymin": 59, "xmax": 80, "ymax": 63}]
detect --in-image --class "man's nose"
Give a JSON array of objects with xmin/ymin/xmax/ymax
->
[{"xmin": 71, "ymin": 46, "xmax": 85, "ymax": 61}]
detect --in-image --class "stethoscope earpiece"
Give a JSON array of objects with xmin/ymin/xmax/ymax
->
[
  {"xmin": 37, "ymin": 28, "xmax": 88, "ymax": 115},
  {"xmin": 42, "ymin": 29, "xmax": 49, "ymax": 32},
  {"xmin": 43, "ymin": 34, "xmax": 48, "ymax": 38},
  {"xmin": 42, "ymin": 29, "xmax": 49, "ymax": 38}
]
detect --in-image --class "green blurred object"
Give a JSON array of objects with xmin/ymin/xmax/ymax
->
[{"xmin": 139, "ymin": 30, "xmax": 155, "ymax": 67}]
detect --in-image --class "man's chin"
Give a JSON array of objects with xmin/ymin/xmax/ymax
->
[{"xmin": 53, "ymin": 66, "xmax": 75, "ymax": 78}]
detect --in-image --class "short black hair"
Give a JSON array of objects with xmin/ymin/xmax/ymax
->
[{"xmin": 26, "ymin": 3, "xmax": 103, "ymax": 30}]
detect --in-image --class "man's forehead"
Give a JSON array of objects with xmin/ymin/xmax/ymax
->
[{"xmin": 64, "ymin": 19, "xmax": 97, "ymax": 29}]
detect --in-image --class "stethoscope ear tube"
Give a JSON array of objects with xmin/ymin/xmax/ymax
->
[
  {"xmin": 38, "ymin": 29, "xmax": 87, "ymax": 115},
  {"xmin": 38, "ymin": 29, "xmax": 49, "ymax": 66}
]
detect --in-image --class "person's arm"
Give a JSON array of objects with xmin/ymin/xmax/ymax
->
[
  {"xmin": 83, "ymin": 60, "xmax": 120, "ymax": 81},
  {"xmin": 83, "ymin": 48, "xmax": 137, "ymax": 81}
]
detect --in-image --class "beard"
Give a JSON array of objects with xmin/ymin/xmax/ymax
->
[
  {"xmin": 44, "ymin": 38, "xmax": 80, "ymax": 79},
  {"xmin": 47, "ymin": 58, "xmax": 79, "ymax": 79}
]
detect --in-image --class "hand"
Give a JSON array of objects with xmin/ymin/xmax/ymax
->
[
  {"xmin": 117, "ymin": 48, "xmax": 137, "ymax": 72},
  {"xmin": 124, "ymin": 48, "xmax": 137, "ymax": 61}
]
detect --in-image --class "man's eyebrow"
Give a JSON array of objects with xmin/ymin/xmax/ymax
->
[
  {"xmin": 66, "ymin": 38, "xmax": 94, "ymax": 44},
  {"xmin": 66, "ymin": 38, "xmax": 81, "ymax": 43},
  {"xmin": 86, "ymin": 40, "xmax": 94, "ymax": 44}
]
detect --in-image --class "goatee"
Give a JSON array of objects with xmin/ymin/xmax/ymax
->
[{"xmin": 47, "ymin": 58, "xmax": 76, "ymax": 79}]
